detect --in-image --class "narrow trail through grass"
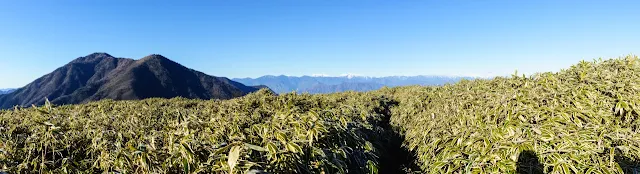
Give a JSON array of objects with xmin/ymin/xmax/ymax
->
[{"xmin": 3, "ymin": 56, "xmax": 640, "ymax": 173}]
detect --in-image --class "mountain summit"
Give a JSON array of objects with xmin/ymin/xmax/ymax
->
[{"xmin": 0, "ymin": 53, "xmax": 262, "ymax": 109}]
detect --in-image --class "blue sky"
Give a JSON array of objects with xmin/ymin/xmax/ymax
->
[{"xmin": 0, "ymin": 0, "xmax": 639, "ymax": 88}]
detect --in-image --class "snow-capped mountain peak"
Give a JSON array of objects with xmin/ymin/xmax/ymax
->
[{"xmin": 339, "ymin": 73, "xmax": 364, "ymax": 79}]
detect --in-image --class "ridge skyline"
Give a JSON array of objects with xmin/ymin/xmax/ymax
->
[
  {"xmin": 239, "ymin": 74, "xmax": 490, "ymax": 79},
  {"xmin": 0, "ymin": 52, "xmax": 505, "ymax": 89},
  {"xmin": 0, "ymin": 51, "xmax": 633, "ymax": 89}
]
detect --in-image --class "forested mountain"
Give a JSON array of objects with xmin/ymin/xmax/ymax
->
[{"xmin": 0, "ymin": 53, "xmax": 261, "ymax": 109}]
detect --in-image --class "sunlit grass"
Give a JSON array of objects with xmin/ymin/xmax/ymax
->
[
  {"xmin": 1, "ymin": 90, "xmax": 389, "ymax": 173},
  {"xmin": 2, "ymin": 56, "xmax": 640, "ymax": 173},
  {"xmin": 381, "ymin": 55, "xmax": 640, "ymax": 173}
]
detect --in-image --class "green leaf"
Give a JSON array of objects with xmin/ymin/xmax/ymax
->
[
  {"xmin": 367, "ymin": 160, "xmax": 378, "ymax": 174},
  {"xmin": 275, "ymin": 132, "xmax": 287, "ymax": 144},
  {"xmin": 286, "ymin": 142, "xmax": 302, "ymax": 154},
  {"xmin": 266, "ymin": 142, "xmax": 278, "ymax": 155},
  {"xmin": 228, "ymin": 146, "xmax": 242, "ymax": 174},
  {"xmin": 244, "ymin": 143, "xmax": 267, "ymax": 152}
]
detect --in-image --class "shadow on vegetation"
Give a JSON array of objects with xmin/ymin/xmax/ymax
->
[
  {"xmin": 517, "ymin": 150, "xmax": 544, "ymax": 174},
  {"xmin": 516, "ymin": 149, "xmax": 640, "ymax": 174},
  {"xmin": 373, "ymin": 98, "xmax": 421, "ymax": 173},
  {"xmin": 376, "ymin": 125, "xmax": 421, "ymax": 173},
  {"xmin": 615, "ymin": 153, "xmax": 640, "ymax": 174}
]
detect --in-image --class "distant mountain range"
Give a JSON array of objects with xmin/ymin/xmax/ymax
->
[
  {"xmin": 0, "ymin": 53, "xmax": 262, "ymax": 109},
  {"xmin": 0, "ymin": 88, "xmax": 16, "ymax": 95},
  {"xmin": 233, "ymin": 75, "xmax": 474, "ymax": 94}
]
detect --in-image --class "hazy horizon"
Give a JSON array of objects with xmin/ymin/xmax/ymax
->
[{"xmin": 1, "ymin": 1, "xmax": 639, "ymax": 88}]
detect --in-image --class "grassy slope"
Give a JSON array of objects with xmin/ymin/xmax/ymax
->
[
  {"xmin": 381, "ymin": 56, "xmax": 640, "ymax": 173},
  {"xmin": 1, "ymin": 90, "xmax": 392, "ymax": 173}
]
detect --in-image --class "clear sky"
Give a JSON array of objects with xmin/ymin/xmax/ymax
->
[{"xmin": 0, "ymin": 0, "xmax": 639, "ymax": 88}]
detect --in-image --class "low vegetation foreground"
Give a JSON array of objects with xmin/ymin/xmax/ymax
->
[{"xmin": 2, "ymin": 56, "xmax": 640, "ymax": 173}]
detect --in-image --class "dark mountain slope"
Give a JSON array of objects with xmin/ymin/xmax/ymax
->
[{"xmin": 0, "ymin": 53, "xmax": 260, "ymax": 109}]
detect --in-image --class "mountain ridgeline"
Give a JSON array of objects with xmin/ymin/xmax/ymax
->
[
  {"xmin": 0, "ymin": 53, "xmax": 262, "ymax": 109},
  {"xmin": 0, "ymin": 88, "xmax": 15, "ymax": 95},
  {"xmin": 233, "ymin": 75, "xmax": 474, "ymax": 94}
]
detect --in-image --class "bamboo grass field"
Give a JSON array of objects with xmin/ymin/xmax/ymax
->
[
  {"xmin": 381, "ymin": 56, "xmax": 640, "ymax": 173},
  {"xmin": 2, "ymin": 56, "xmax": 640, "ymax": 173}
]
